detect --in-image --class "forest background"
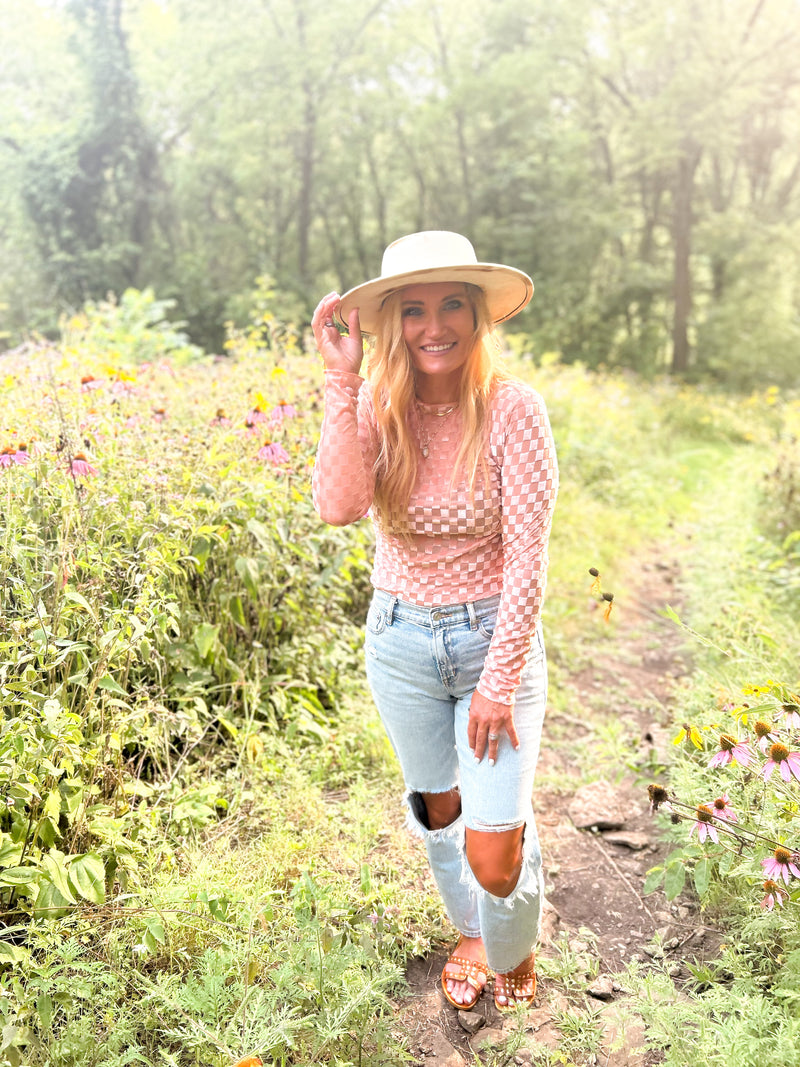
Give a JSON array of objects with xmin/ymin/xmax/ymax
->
[
  {"xmin": 2, "ymin": 0, "xmax": 800, "ymax": 388},
  {"xmin": 2, "ymin": 2, "xmax": 800, "ymax": 1066}
]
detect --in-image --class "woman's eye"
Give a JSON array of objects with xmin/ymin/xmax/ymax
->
[
  {"xmin": 402, "ymin": 306, "xmax": 422, "ymax": 317},
  {"xmin": 444, "ymin": 300, "xmax": 463, "ymax": 311}
]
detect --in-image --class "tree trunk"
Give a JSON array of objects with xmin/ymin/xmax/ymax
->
[{"xmin": 671, "ymin": 140, "xmax": 702, "ymax": 375}]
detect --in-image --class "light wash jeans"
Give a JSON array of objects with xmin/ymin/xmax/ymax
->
[{"xmin": 364, "ymin": 588, "xmax": 547, "ymax": 973}]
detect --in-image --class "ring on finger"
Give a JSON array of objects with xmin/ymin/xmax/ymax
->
[{"xmin": 488, "ymin": 733, "xmax": 500, "ymax": 741}]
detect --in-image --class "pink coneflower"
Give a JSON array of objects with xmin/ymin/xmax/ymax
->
[
  {"xmin": 777, "ymin": 704, "xmax": 800, "ymax": 730},
  {"xmin": 257, "ymin": 441, "xmax": 290, "ymax": 465},
  {"xmin": 763, "ymin": 743, "xmax": 800, "ymax": 783},
  {"xmin": 760, "ymin": 879, "xmax": 789, "ymax": 911},
  {"xmin": 210, "ymin": 408, "xmax": 232, "ymax": 427},
  {"xmin": 761, "ymin": 847, "xmax": 800, "ymax": 885},
  {"xmin": 709, "ymin": 734, "xmax": 752, "ymax": 769},
  {"xmin": 689, "ymin": 804, "xmax": 718, "ymax": 843},
  {"xmin": 69, "ymin": 452, "xmax": 98, "ymax": 478},
  {"xmin": 270, "ymin": 401, "xmax": 297, "ymax": 422},
  {"xmin": 152, "ymin": 407, "xmax": 168, "ymax": 422},
  {"xmin": 753, "ymin": 720, "xmax": 778, "ymax": 753},
  {"xmin": 81, "ymin": 374, "xmax": 104, "ymax": 392},
  {"xmin": 710, "ymin": 794, "xmax": 737, "ymax": 822},
  {"xmin": 246, "ymin": 406, "xmax": 269, "ymax": 429},
  {"xmin": 0, "ymin": 444, "xmax": 30, "ymax": 467}
]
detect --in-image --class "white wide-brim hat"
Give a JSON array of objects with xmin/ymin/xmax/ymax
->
[{"xmin": 336, "ymin": 231, "xmax": 533, "ymax": 334}]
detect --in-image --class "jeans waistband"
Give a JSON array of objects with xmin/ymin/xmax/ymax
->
[{"xmin": 371, "ymin": 588, "xmax": 501, "ymax": 630}]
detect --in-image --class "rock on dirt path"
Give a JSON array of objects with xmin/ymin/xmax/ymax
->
[{"xmin": 394, "ymin": 547, "xmax": 712, "ymax": 1066}]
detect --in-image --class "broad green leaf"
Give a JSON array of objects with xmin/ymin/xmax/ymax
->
[
  {"xmin": 41, "ymin": 853, "xmax": 77, "ymax": 905},
  {"xmin": 642, "ymin": 866, "xmax": 665, "ymax": 894},
  {"xmin": 63, "ymin": 589, "xmax": 99, "ymax": 623},
  {"xmin": 664, "ymin": 861, "xmax": 686, "ymax": 901},
  {"xmin": 235, "ymin": 556, "xmax": 260, "ymax": 599},
  {"xmin": 693, "ymin": 857, "xmax": 711, "ymax": 897},
  {"xmin": 0, "ymin": 867, "xmax": 39, "ymax": 886},
  {"xmin": 0, "ymin": 943, "xmax": 29, "ymax": 966},
  {"xmin": 97, "ymin": 675, "xmax": 128, "ymax": 697},
  {"xmin": 34, "ymin": 878, "xmax": 72, "ymax": 919},
  {"xmin": 68, "ymin": 853, "xmax": 106, "ymax": 905},
  {"xmin": 193, "ymin": 622, "xmax": 219, "ymax": 660},
  {"xmin": 227, "ymin": 594, "xmax": 246, "ymax": 627}
]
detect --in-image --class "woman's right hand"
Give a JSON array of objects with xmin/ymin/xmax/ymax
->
[{"xmin": 311, "ymin": 292, "xmax": 364, "ymax": 375}]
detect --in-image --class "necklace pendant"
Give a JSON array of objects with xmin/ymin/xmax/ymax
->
[{"xmin": 421, "ymin": 445, "xmax": 429, "ymax": 458}]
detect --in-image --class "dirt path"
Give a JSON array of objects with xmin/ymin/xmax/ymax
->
[{"xmin": 394, "ymin": 544, "xmax": 717, "ymax": 1066}]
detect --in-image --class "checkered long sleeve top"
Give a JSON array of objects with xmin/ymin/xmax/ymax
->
[{"xmin": 313, "ymin": 369, "xmax": 558, "ymax": 705}]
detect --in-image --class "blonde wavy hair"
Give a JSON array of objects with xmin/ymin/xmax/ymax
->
[{"xmin": 366, "ymin": 282, "xmax": 509, "ymax": 533}]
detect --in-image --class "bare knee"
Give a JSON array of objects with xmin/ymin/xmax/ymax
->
[
  {"xmin": 465, "ymin": 826, "xmax": 524, "ymax": 897},
  {"xmin": 420, "ymin": 789, "xmax": 462, "ymax": 830}
]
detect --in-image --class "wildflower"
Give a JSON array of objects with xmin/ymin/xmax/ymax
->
[
  {"xmin": 761, "ymin": 847, "xmax": 800, "ymax": 885},
  {"xmin": 211, "ymin": 408, "xmax": 232, "ymax": 427},
  {"xmin": 80, "ymin": 374, "xmax": 103, "ymax": 392},
  {"xmin": 762, "ymin": 742, "xmax": 800, "ymax": 783},
  {"xmin": 246, "ymin": 405, "xmax": 269, "ymax": 429},
  {"xmin": 673, "ymin": 722, "xmax": 703, "ymax": 749},
  {"xmin": 257, "ymin": 441, "xmax": 289, "ymax": 465},
  {"xmin": 271, "ymin": 401, "xmax": 297, "ymax": 422},
  {"xmin": 760, "ymin": 879, "xmax": 789, "ymax": 911},
  {"xmin": 69, "ymin": 452, "xmax": 98, "ymax": 478},
  {"xmin": 778, "ymin": 704, "xmax": 800, "ymax": 730},
  {"xmin": 0, "ymin": 444, "xmax": 30, "ymax": 467},
  {"xmin": 710, "ymin": 794, "xmax": 737, "ymax": 822},
  {"xmin": 753, "ymin": 720, "xmax": 778, "ymax": 753},
  {"xmin": 152, "ymin": 407, "xmax": 168, "ymax": 422},
  {"xmin": 689, "ymin": 804, "xmax": 718, "ymax": 844},
  {"xmin": 708, "ymin": 734, "xmax": 752, "ymax": 769},
  {"xmin": 647, "ymin": 783, "xmax": 670, "ymax": 812}
]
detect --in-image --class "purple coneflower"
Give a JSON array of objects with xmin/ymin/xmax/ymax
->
[
  {"xmin": 257, "ymin": 441, "xmax": 290, "ymax": 465},
  {"xmin": 753, "ymin": 720, "xmax": 778, "ymax": 753},
  {"xmin": 760, "ymin": 879, "xmax": 789, "ymax": 911},
  {"xmin": 763, "ymin": 742, "xmax": 800, "ymax": 783},
  {"xmin": 270, "ymin": 401, "xmax": 297, "ymax": 422},
  {"xmin": 81, "ymin": 375, "xmax": 104, "ymax": 392},
  {"xmin": 211, "ymin": 408, "xmax": 232, "ymax": 427},
  {"xmin": 777, "ymin": 704, "xmax": 800, "ymax": 730},
  {"xmin": 689, "ymin": 804, "xmax": 718, "ymax": 844},
  {"xmin": 152, "ymin": 407, "xmax": 168, "ymax": 422},
  {"xmin": 0, "ymin": 444, "xmax": 30, "ymax": 467},
  {"xmin": 246, "ymin": 406, "xmax": 269, "ymax": 428},
  {"xmin": 69, "ymin": 452, "xmax": 98, "ymax": 478},
  {"xmin": 761, "ymin": 847, "xmax": 800, "ymax": 885},
  {"xmin": 710, "ymin": 794, "xmax": 737, "ymax": 822},
  {"xmin": 708, "ymin": 733, "xmax": 752, "ymax": 769}
]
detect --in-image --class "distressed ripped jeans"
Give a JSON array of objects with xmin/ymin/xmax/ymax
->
[{"xmin": 364, "ymin": 588, "xmax": 547, "ymax": 973}]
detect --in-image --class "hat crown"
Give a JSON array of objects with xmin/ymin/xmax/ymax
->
[{"xmin": 380, "ymin": 231, "xmax": 478, "ymax": 278}]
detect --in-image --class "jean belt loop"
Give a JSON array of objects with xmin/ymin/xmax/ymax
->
[
  {"xmin": 466, "ymin": 600, "xmax": 478, "ymax": 631},
  {"xmin": 387, "ymin": 596, "xmax": 397, "ymax": 625}
]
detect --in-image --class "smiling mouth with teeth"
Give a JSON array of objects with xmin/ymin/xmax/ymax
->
[{"xmin": 422, "ymin": 343, "xmax": 456, "ymax": 352}]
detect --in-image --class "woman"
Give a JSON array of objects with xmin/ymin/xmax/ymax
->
[{"xmin": 311, "ymin": 231, "xmax": 557, "ymax": 1011}]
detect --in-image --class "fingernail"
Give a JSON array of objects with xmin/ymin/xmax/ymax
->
[
  {"xmin": 474, "ymin": 755, "xmax": 480, "ymax": 763},
  {"xmin": 488, "ymin": 758, "xmax": 496, "ymax": 767}
]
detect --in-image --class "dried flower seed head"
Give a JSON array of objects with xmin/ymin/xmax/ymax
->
[
  {"xmin": 670, "ymin": 812, "xmax": 681, "ymax": 825},
  {"xmin": 774, "ymin": 847, "xmax": 792, "ymax": 864},
  {"xmin": 648, "ymin": 784, "xmax": 669, "ymax": 810},
  {"xmin": 782, "ymin": 704, "xmax": 799, "ymax": 714},
  {"xmin": 719, "ymin": 734, "xmax": 737, "ymax": 752},
  {"xmin": 695, "ymin": 804, "xmax": 714, "ymax": 824},
  {"xmin": 769, "ymin": 743, "xmax": 790, "ymax": 762},
  {"xmin": 589, "ymin": 567, "xmax": 600, "ymax": 577},
  {"xmin": 713, "ymin": 797, "xmax": 726, "ymax": 811},
  {"xmin": 754, "ymin": 720, "xmax": 773, "ymax": 738},
  {"xmin": 602, "ymin": 592, "xmax": 614, "ymax": 603}
]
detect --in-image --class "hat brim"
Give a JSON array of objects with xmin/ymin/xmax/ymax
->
[{"xmin": 335, "ymin": 263, "xmax": 533, "ymax": 335}]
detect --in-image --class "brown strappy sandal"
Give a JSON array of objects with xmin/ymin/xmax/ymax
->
[
  {"xmin": 441, "ymin": 952, "xmax": 489, "ymax": 1010},
  {"xmin": 494, "ymin": 963, "xmax": 537, "ymax": 1011}
]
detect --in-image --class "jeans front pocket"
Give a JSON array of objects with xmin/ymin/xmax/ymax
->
[{"xmin": 366, "ymin": 602, "xmax": 387, "ymax": 635}]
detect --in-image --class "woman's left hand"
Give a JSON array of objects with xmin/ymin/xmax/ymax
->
[{"xmin": 468, "ymin": 691, "xmax": 520, "ymax": 765}]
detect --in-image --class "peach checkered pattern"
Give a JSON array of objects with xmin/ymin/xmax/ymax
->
[{"xmin": 313, "ymin": 370, "xmax": 558, "ymax": 704}]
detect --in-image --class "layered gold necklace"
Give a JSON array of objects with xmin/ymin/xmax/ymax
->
[{"xmin": 415, "ymin": 400, "xmax": 458, "ymax": 459}]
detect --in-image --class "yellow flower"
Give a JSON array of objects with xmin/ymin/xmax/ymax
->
[{"xmin": 673, "ymin": 723, "xmax": 703, "ymax": 749}]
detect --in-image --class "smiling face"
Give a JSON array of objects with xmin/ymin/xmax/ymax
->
[{"xmin": 400, "ymin": 282, "xmax": 477, "ymax": 402}]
